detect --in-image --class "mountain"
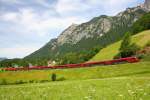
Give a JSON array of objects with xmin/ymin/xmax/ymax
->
[
  {"xmin": 145, "ymin": 0, "xmax": 150, "ymax": 10},
  {"xmin": 24, "ymin": 0, "xmax": 150, "ymax": 62},
  {"xmin": 0, "ymin": 57, "xmax": 7, "ymax": 61}
]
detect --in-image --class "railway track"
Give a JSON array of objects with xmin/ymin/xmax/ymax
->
[{"xmin": 0, "ymin": 57, "xmax": 139, "ymax": 71}]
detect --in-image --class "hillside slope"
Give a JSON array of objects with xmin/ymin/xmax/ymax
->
[
  {"xmin": 25, "ymin": 1, "xmax": 150, "ymax": 61},
  {"xmin": 90, "ymin": 30, "xmax": 150, "ymax": 61}
]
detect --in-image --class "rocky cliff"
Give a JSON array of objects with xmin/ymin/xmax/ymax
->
[{"xmin": 145, "ymin": 0, "xmax": 150, "ymax": 10}]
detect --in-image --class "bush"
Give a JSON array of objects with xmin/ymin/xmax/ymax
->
[
  {"xmin": 39, "ymin": 80, "xmax": 49, "ymax": 83},
  {"xmin": 115, "ymin": 32, "xmax": 140, "ymax": 58},
  {"xmin": 29, "ymin": 80, "xmax": 34, "ymax": 83},
  {"xmin": 136, "ymin": 54, "xmax": 145, "ymax": 59},
  {"xmin": 51, "ymin": 73, "xmax": 56, "ymax": 81},
  {"xmin": 121, "ymin": 43, "xmax": 140, "ymax": 58},
  {"xmin": 15, "ymin": 80, "xmax": 24, "ymax": 84}
]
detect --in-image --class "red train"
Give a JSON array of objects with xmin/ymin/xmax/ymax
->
[{"xmin": 0, "ymin": 57, "xmax": 139, "ymax": 71}]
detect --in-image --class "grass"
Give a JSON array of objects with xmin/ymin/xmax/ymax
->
[
  {"xmin": 90, "ymin": 30, "xmax": 150, "ymax": 61},
  {"xmin": 0, "ymin": 61, "xmax": 150, "ymax": 84},
  {"xmin": 0, "ymin": 77, "xmax": 150, "ymax": 100}
]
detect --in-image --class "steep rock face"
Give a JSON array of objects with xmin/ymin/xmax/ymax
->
[
  {"xmin": 57, "ymin": 24, "xmax": 78, "ymax": 45},
  {"xmin": 25, "ymin": 1, "xmax": 149, "ymax": 60},
  {"xmin": 56, "ymin": 17, "xmax": 112, "ymax": 45},
  {"xmin": 145, "ymin": 0, "xmax": 150, "ymax": 10}
]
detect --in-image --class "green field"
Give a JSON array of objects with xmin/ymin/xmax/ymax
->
[
  {"xmin": 0, "ymin": 61, "xmax": 150, "ymax": 100},
  {"xmin": 0, "ymin": 76, "xmax": 150, "ymax": 100},
  {"xmin": 0, "ymin": 30, "xmax": 149, "ymax": 100},
  {"xmin": 90, "ymin": 30, "xmax": 150, "ymax": 61},
  {"xmin": 0, "ymin": 62, "xmax": 150, "ymax": 84}
]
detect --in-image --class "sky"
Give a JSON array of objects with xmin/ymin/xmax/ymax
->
[{"xmin": 0, "ymin": 0, "xmax": 144, "ymax": 59}]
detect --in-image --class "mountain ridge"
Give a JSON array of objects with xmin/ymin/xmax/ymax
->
[
  {"xmin": 0, "ymin": 57, "xmax": 7, "ymax": 61},
  {"xmin": 24, "ymin": 0, "xmax": 150, "ymax": 63}
]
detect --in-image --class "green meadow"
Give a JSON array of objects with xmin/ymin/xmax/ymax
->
[
  {"xmin": 0, "ymin": 76, "xmax": 150, "ymax": 100},
  {"xmin": 0, "ymin": 61, "xmax": 150, "ymax": 100},
  {"xmin": 0, "ymin": 30, "xmax": 149, "ymax": 100},
  {"xmin": 0, "ymin": 62, "xmax": 150, "ymax": 84}
]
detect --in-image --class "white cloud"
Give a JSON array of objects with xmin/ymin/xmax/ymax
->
[
  {"xmin": 56, "ymin": 0, "xmax": 90, "ymax": 14},
  {"xmin": 1, "ymin": 12, "xmax": 18, "ymax": 21},
  {"xmin": 36, "ymin": 0, "xmax": 53, "ymax": 8},
  {"xmin": 55, "ymin": 0, "xmax": 140, "ymax": 16},
  {"xmin": 0, "ymin": 8, "xmax": 87, "ymax": 37},
  {"xmin": 0, "ymin": 0, "xmax": 21, "ymax": 4},
  {"xmin": 102, "ymin": 0, "xmax": 139, "ymax": 14}
]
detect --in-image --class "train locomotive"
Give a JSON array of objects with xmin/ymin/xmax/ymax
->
[{"xmin": 0, "ymin": 57, "xmax": 139, "ymax": 71}]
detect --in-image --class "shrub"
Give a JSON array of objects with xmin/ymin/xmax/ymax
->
[
  {"xmin": 136, "ymin": 54, "xmax": 145, "ymax": 59},
  {"xmin": 51, "ymin": 73, "xmax": 56, "ymax": 81},
  {"xmin": 15, "ymin": 80, "xmax": 24, "ymax": 84},
  {"xmin": 121, "ymin": 43, "xmax": 140, "ymax": 58},
  {"xmin": 29, "ymin": 80, "xmax": 34, "ymax": 83},
  {"xmin": 34, "ymin": 80, "xmax": 39, "ymax": 83},
  {"xmin": 39, "ymin": 80, "xmax": 49, "ymax": 83},
  {"xmin": 115, "ymin": 32, "xmax": 140, "ymax": 58}
]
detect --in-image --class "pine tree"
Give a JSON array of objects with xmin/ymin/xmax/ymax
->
[
  {"xmin": 119, "ymin": 32, "xmax": 140, "ymax": 58},
  {"xmin": 120, "ymin": 32, "xmax": 131, "ymax": 51},
  {"xmin": 51, "ymin": 73, "xmax": 56, "ymax": 81}
]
